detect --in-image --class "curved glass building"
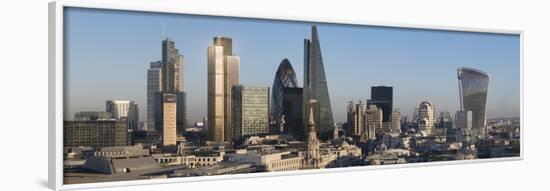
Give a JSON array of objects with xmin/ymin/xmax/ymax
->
[
  {"xmin": 270, "ymin": 58, "xmax": 298, "ymax": 127},
  {"xmin": 457, "ymin": 67, "xmax": 490, "ymax": 139}
]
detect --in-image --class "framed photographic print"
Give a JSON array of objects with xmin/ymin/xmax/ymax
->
[{"xmin": 49, "ymin": 1, "xmax": 523, "ymax": 190}]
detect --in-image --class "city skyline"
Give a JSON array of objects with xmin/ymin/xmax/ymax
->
[{"xmin": 64, "ymin": 7, "xmax": 521, "ymax": 124}]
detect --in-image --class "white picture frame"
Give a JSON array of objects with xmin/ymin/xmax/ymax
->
[{"xmin": 48, "ymin": 1, "xmax": 523, "ymax": 190}]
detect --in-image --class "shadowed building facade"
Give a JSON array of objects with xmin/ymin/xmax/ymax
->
[
  {"xmin": 147, "ymin": 61, "xmax": 162, "ymax": 132},
  {"xmin": 282, "ymin": 87, "xmax": 304, "ymax": 139},
  {"xmin": 367, "ymin": 86, "xmax": 393, "ymax": 124},
  {"xmin": 303, "ymin": 26, "xmax": 335, "ymax": 140},
  {"xmin": 232, "ymin": 85, "xmax": 270, "ymax": 140},
  {"xmin": 457, "ymin": 67, "xmax": 490, "ymax": 139},
  {"xmin": 208, "ymin": 37, "xmax": 240, "ymax": 142},
  {"xmin": 161, "ymin": 38, "xmax": 187, "ymax": 134},
  {"xmin": 270, "ymin": 58, "xmax": 299, "ymax": 133}
]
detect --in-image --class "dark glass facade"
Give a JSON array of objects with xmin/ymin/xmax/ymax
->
[
  {"xmin": 368, "ymin": 86, "xmax": 393, "ymax": 123},
  {"xmin": 64, "ymin": 119, "xmax": 128, "ymax": 148},
  {"xmin": 282, "ymin": 87, "xmax": 303, "ymax": 139},
  {"xmin": 270, "ymin": 58, "xmax": 298, "ymax": 128}
]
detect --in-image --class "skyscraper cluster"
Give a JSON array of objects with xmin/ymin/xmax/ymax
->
[{"xmin": 62, "ymin": 22, "xmax": 517, "ymax": 184}]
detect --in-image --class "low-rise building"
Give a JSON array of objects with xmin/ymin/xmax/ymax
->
[{"xmin": 225, "ymin": 149, "xmax": 303, "ymax": 172}]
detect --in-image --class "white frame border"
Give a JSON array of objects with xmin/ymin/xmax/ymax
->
[{"xmin": 48, "ymin": 1, "xmax": 524, "ymax": 190}]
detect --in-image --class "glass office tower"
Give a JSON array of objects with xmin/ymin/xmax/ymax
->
[
  {"xmin": 207, "ymin": 37, "xmax": 240, "ymax": 142},
  {"xmin": 303, "ymin": 26, "xmax": 334, "ymax": 140},
  {"xmin": 368, "ymin": 86, "xmax": 393, "ymax": 123},
  {"xmin": 232, "ymin": 85, "xmax": 269, "ymax": 140},
  {"xmin": 271, "ymin": 58, "xmax": 298, "ymax": 129},
  {"xmin": 457, "ymin": 67, "xmax": 490, "ymax": 139}
]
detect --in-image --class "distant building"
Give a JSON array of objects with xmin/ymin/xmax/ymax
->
[
  {"xmin": 368, "ymin": 86, "xmax": 393, "ymax": 123},
  {"xmin": 232, "ymin": 85, "xmax": 269, "ymax": 140},
  {"xmin": 282, "ymin": 87, "xmax": 303, "ymax": 139},
  {"xmin": 106, "ymin": 100, "xmax": 139, "ymax": 131},
  {"xmin": 391, "ymin": 110, "xmax": 401, "ymax": 133},
  {"xmin": 74, "ymin": 111, "xmax": 112, "ymax": 121},
  {"xmin": 417, "ymin": 101, "xmax": 435, "ymax": 136},
  {"xmin": 162, "ymin": 94, "xmax": 177, "ymax": 151},
  {"xmin": 455, "ymin": 111, "xmax": 473, "ymax": 130},
  {"xmin": 270, "ymin": 58, "xmax": 299, "ymax": 131},
  {"xmin": 64, "ymin": 119, "xmax": 128, "ymax": 148},
  {"xmin": 82, "ymin": 156, "xmax": 160, "ymax": 175},
  {"xmin": 161, "ymin": 38, "xmax": 184, "ymax": 92},
  {"xmin": 437, "ymin": 111, "xmax": 453, "ymax": 129},
  {"xmin": 207, "ymin": 37, "xmax": 240, "ymax": 142},
  {"xmin": 365, "ymin": 104, "xmax": 382, "ymax": 137},
  {"xmin": 147, "ymin": 61, "xmax": 163, "ymax": 132},
  {"xmin": 161, "ymin": 38, "xmax": 187, "ymax": 133},
  {"xmin": 346, "ymin": 101, "xmax": 365, "ymax": 137},
  {"xmin": 303, "ymin": 26, "xmax": 335, "ymax": 140},
  {"xmin": 458, "ymin": 67, "xmax": 490, "ymax": 138},
  {"xmin": 225, "ymin": 149, "xmax": 303, "ymax": 172}
]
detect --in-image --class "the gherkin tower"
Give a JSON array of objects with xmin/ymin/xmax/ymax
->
[
  {"xmin": 303, "ymin": 26, "xmax": 334, "ymax": 140},
  {"xmin": 270, "ymin": 58, "xmax": 298, "ymax": 126}
]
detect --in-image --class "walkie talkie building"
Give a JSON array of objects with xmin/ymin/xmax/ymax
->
[{"xmin": 458, "ymin": 67, "xmax": 490, "ymax": 139}]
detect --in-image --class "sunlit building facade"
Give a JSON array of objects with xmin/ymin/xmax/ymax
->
[
  {"xmin": 162, "ymin": 94, "xmax": 177, "ymax": 150},
  {"xmin": 207, "ymin": 37, "xmax": 240, "ymax": 142},
  {"xmin": 417, "ymin": 101, "xmax": 435, "ymax": 136},
  {"xmin": 346, "ymin": 101, "xmax": 365, "ymax": 137},
  {"xmin": 105, "ymin": 100, "xmax": 139, "ymax": 131}
]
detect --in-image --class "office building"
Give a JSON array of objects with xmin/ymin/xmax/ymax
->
[
  {"xmin": 64, "ymin": 119, "xmax": 128, "ymax": 148},
  {"xmin": 367, "ymin": 86, "xmax": 393, "ymax": 123},
  {"xmin": 74, "ymin": 111, "xmax": 112, "ymax": 121},
  {"xmin": 161, "ymin": 38, "xmax": 187, "ymax": 132},
  {"xmin": 207, "ymin": 37, "xmax": 240, "ymax": 142},
  {"xmin": 270, "ymin": 58, "xmax": 299, "ymax": 130},
  {"xmin": 162, "ymin": 38, "xmax": 184, "ymax": 92},
  {"xmin": 346, "ymin": 101, "xmax": 365, "ymax": 137},
  {"xmin": 106, "ymin": 100, "xmax": 139, "ymax": 131},
  {"xmin": 303, "ymin": 26, "xmax": 334, "ymax": 140},
  {"xmin": 458, "ymin": 67, "xmax": 490, "ymax": 138},
  {"xmin": 232, "ymin": 85, "xmax": 269, "ymax": 140},
  {"xmin": 282, "ymin": 87, "xmax": 303, "ymax": 139},
  {"xmin": 391, "ymin": 110, "xmax": 401, "ymax": 133},
  {"xmin": 455, "ymin": 110, "xmax": 473, "ymax": 130},
  {"xmin": 162, "ymin": 94, "xmax": 177, "ymax": 150},
  {"xmin": 417, "ymin": 101, "xmax": 435, "ymax": 136},
  {"xmin": 147, "ymin": 61, "xmax": 163, "ymax": 132},
  {"xmin": 366, "ymin": 104, "xmax": 383, "ymax": 136},
  {"xmin": 437, "ymin": 111, "xmax": 453, "ymax": 129}
]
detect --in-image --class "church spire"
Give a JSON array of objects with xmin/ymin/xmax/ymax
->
[{"xmin": 308, "ymin": 99, "xmax": 317, "ymax": 132}]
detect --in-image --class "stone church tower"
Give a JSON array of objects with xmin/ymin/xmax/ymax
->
[{"xmin": 305, "ymin": 99, "xmax": 321, "ymax": 168}]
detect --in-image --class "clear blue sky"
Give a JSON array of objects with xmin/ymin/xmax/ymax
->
[{"xmin": 64, "ymin": 7, "xmax": 520, "ymax": 123}]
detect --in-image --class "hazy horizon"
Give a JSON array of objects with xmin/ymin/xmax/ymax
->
[{"xmin": 63, "ymin": 7, "xmax": 521, "ymax": 124}]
